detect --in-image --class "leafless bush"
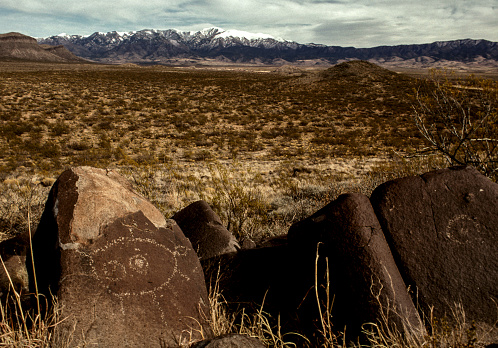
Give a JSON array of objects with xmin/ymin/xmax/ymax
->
[{"xmin": 413, "ymin": 70, "xmax": 498, "ymax": 181}]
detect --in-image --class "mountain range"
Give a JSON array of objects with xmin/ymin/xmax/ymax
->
[
  {"xmin": 37, "ymin": 28, "xmax": 498, "ymax": 67},
  {"xmin": 2, "ymin": 28, "xmax": 497, "ymax": 67}
]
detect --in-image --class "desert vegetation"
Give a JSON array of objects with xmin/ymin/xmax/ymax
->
[
  {"xmin": 413, "ymin": 69, "xmax": 498, "ymax": 181},
  {"xmin": 0, "ymin": 62, "xmax": 425, "ymax": 172},
  {"xmin": 0, "ymin": 61, "xmax": 496, "ymax": 347},
  {"xmin": 0, "ymin": 61, "xmax": 443, "ymax": 242}
]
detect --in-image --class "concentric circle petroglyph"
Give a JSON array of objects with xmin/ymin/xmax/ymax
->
[
  {"xmin": 129, "ymin": 254, "xmax": 148, "ymax": 274},
  {"xmin": 445, "ymin": 214, "xmax": 481, "ymax": 244},
  {"xmin": 86, "ymin": 236, "xmax": 187, "ymax": 297}
]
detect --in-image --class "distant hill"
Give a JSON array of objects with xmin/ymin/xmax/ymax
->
[
  {"xmin": 320, "ymin": 60, "xmax": 402, "ymax": 80},
  {"xmin": 314, "ymin": 60, "xmax": 417, "ymax": 99},
  {"xmin": 0, "ymin": 32, "xmax": 87, "ymax": 62},
  {"xmin": 36, "ymin": 28, "xmax": 498, "ymax": 67}
]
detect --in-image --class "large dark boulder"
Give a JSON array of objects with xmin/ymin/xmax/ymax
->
[
  {"xmin": 370, "ymin": 166, "xmax": 498, "ymax": 325},
  {"xmin": 287, "ymin": 193, "xmax": 424, "ymax": 339},
  {"xmin": 172, "ymin": 200, "xmax": 239, "ymax": 260},
  {"xmin": 31, "ymin": 166, "xmax": 210, "ymax": 347},
  {"xmin": 204, "ymin": 194, "xmax": 424, "ymax": 344},
  {"xmin": 202, "ymin": 244, "xmax": 302, "ymax": 330}
]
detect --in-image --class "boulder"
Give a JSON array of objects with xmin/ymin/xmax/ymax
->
[
  {"xmin": 370, "ymin": 166, "xmax": 498, "ymax": 324},
  {"xmin": 191, "ymin": 334, "xmax": 265, "ymax": 348},
  {"xmin": 287, "ymin": 193, "xmax": 424, "ymax": 339},
  {"xmin": 31, "ymin": 166, "xmax": 210, "ymax": 347},
  {"xmin": 201, "ymin": 243, "xmax": 311, "ymax": 345},
  {"xmin": 0, "ymin": 233, "xmax": 29, "ymax": 303},
  {"xmin": 172, "ymin": 200, "xmax": 239, "ymax": 260}
]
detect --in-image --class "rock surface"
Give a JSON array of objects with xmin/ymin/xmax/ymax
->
[
  {"xmin": 0, "ymin": 234, "xmax": 29, "ymax": 302},
  {"xmin": 288, "ymin": 193, "xmax": 424, "ymax": 338},
  {"xmin": 31, "ymin": 166, "xmax": 210, "ymax": 347},
  {"xmin": 172, "ymin": 200, "xmax": 239, "ymax": 260},
  {"xmin": 202, "ymin": 243, "xmax": 301, "ymax": 332},
  {"xmin": 370, "ymin": 166, "xmax": 498, "ymax": 324},
  {"xmin": 191, "ymin": 334, "xmax": 266, "ymax": 348}
]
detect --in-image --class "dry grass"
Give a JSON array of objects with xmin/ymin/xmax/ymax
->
[
  {"xmin": 0, "ymin": 62, "xmax": 495, "ymax": 347},
  {"xmin": 200, "ymin": 244, "xmax": 497, "ymax": 348},
  {"xmin": 0, "ymin": 61, "xmax": 425, "ymax": 175}
]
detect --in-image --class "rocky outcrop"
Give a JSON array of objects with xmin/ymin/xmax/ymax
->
[
  {"xmin": 370, "ymin": 166, "xmax": 498, "ymax": 325},
  {"xmin": 30, "ymin": 167, "xmax": 209, "ymax": 347},
  {"xmin": 172, "ymin": 200, "xmax": 239, "ymax": 260},
  {"xmin": 1, "ymin": 164, "xmax": 495, "ymax": 346}
]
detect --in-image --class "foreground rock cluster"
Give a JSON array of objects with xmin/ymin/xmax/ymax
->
[{"xmin": 0, "ymin": 165, "xmax": 496, "ymax": 347}]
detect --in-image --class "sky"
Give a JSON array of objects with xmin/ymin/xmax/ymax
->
[{"xmin": 0, "ymin": 0, "xmax": 497, "ymax": 48}]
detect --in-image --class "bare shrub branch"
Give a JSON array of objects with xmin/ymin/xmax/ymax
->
[{"xmin": 413, "ymin": 69, "xmax": 498, "ymax": 181}]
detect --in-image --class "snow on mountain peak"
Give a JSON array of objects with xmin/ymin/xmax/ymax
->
[
  {"xmin": 200, "ymin": 27, "xmax": 224, "ymax": 35},
  {"xmin": 215, "ymin": 29, "xmax": 284, "ymax": 42},
  {"xmin": 117, "ymin": 31, "xmax": 133, "ymax": 36}
]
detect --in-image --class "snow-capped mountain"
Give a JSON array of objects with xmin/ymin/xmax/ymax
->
[{"xmin": 37, "ymin": 28, "xmax": 498, "ymax": 65}]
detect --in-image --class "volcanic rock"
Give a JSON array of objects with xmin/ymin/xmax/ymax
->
[
  {"xmin": 31, "ymin": 166, "xmax": 210, "ymax": 347},
  {"xmin": 201, "ymin": 242, "xmax": 312, "ymax": 342},
  {"xmin": 172, "ymin": 200, "xmax": 239, "ymax": 260},
  {"xmin": 370, "ymin": 166, "xmax": 498, "ymax": 325},
  {"xmin": 0, "ymin": 233, "xmax": 29, "ymax": 302},
  {"xmin": 287, "ymin": 193, "xmax": 424, "ymax": 338}
]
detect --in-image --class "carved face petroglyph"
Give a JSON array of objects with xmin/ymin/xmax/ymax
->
[
  {"xmin": 66, "ymin": 212, "xmax": 196, "ymax": 323},
  {"xmin": 88, "ymin": 235, "xmax": 189, "ymax": 297}
]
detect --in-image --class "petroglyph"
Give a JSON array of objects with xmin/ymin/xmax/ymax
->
[
  {"xmin": 445, "ymin": 214, "xmax": 481, "ymax": 244},
  {"xmin": 61, "ymin": 211, "xmax": 202, "ymax": 330},
  {"xmin": 75, "ymin": 218, "xmax": 191, "ymax": 298},
  {"xmin": 32, "ymin": 167, "xmax": 210, "ymax": 346}
]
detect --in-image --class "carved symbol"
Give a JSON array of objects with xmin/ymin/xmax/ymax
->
[
  {"xmin": 68, "ymin": 213, "xmax": 197, "ymax": 326},
  {"xmin": 101, "ymin": 260, "xmax": 127, "ymax": 281},
  {"xmin": 445, "ymin": 214, "xmax": 481, "ymax": 244},
  {"xmin": 88, "ymin": 236, "xmax": 186, "ymax": 297},
  {"xmin": 129, "ymin": 254, "xmax": 148, "ymax": 274}
]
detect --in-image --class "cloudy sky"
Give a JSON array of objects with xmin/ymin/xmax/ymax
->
[{"xmin": 1, "ymin": 0, "xmax": 497, "ymax": 47}]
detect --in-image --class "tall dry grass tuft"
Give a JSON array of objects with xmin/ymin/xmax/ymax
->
[
  {"xmin": 314, "ymin": 243, "xmax": 344, "ymax": 348},
  {"xmin": 0, "ymin": 181, "xmax": 70, "ymax": 347},
  {"xmin": 0, "ymin": 293, "xmax": 68, "ymax": 348},
  {"xmin": 360, "ymin": 302, "xmax": 495, "ymax": 348}
]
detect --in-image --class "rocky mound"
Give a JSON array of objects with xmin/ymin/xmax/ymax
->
[
  {"xmin": 30, "ymin": 167, "xmax": 210, "ymax": 347},
  {"xmin": 0, "ymin": 32, "xmax": 86, "ymax": 62},
  {"xmin": 319, "ymin": 60, "xmax": 410, "ymax": 83}
]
